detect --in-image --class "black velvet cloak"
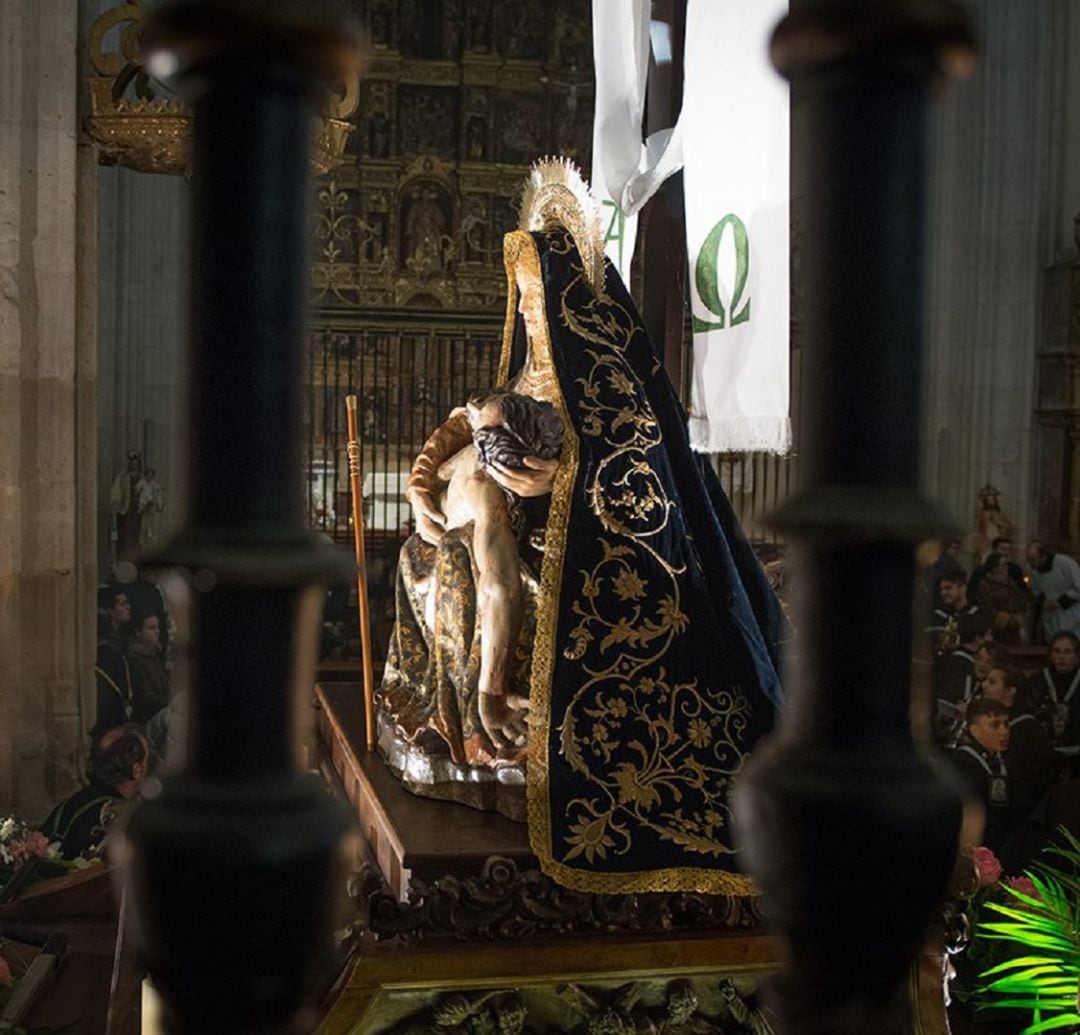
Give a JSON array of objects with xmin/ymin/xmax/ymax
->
[{"xmin": 503, "ymin": 228, "xmax": 786, "ymax": 894}]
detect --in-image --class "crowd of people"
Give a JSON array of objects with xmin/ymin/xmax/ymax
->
[
  {"xmin": 928, "ymin": 535, "xmax": 1080, "ymax": 870},
  {"xmin": 25, "ymin": 576, "xmax": 177, "ymax": 863},
  {"xmin": 18, "ymin": 532, "xmax": 1080, "ymax": 872}
]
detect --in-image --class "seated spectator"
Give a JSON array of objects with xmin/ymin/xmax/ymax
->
[
  {"xmin": 973, "ymin": 551, "xmax": 1029, "ymax": 647},
  {"xmin": 925, "ymin": 539, "xmax": 965, "ymax": 606},
  {"xmin": 981, "ymin": 665, "xmax": 1060, "ymax": 817},
  {"xmin": 112, "ymin": 569, "xmax": 171, "ymax": 656},
  {"xmin": 927, "ymin": 564, "xmax": 979, "ymax": 658},
  {"xmin": 125, "ymin": 610, "xmax": 170, "ymax": 721},
  {"xmin": 935, "ymin": 610, "xmax": 993, "ymax": 707},
  {"xmin": 1027, "ymin": 630, "xmax": 1080, "ymax": 744},
  {"xmin": 936, "ymin": 642, "xmax": 1011, "ymax": 748},
  {"xmin": 972, "ymin": 641, "xmax": 1005, "ymax": 689},
  {"xmin": 946, "ymin": 697, "xmax": 1015, "ymax": 855},
  {"xmin": 1027, "ymin": 541, "xmax": 1080, "ymax": 642},
  {"xmin": 40, "ymin": 725, "xmax": 149, "ymax": 860},
  {"xmin": 93, "ymin": 586, "xmax": 134, "ymax": 737}
]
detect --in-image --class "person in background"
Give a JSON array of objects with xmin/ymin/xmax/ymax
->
[
  {"xmin": 124, "ymin": 610, "xmax": 170, "ymax": 722},
  {"xmin": 935, "ymin": 611, "xmax": 993, "ymax": 706},
  {"xmin": 40, "ymin": 725, "xmax": 149, "ymax": 860},
  {"xmin": 973, "ymin": 550, "xmax": 1029, "ymax": 647},
  {"xmin": 1027, "ymin": 630, "xmax": 1080, "ymax": 747},
  {"xmin": 93, "ymin": 586, "xmax": 133, "ymax": 737},
  {"xmin": 927, "ymin": 563, "xmax": 979, "ymax": 658},
  {"xmin": 925, "ymin": 541, "xmax": 965, "ymax": 608},
  {"xmin": 981, "ymin": 665, "xmax": 1059, "ymax": 819},
  {"xmin": 969, "ymin": 535, "xmax": 1028, "ymax": 600},
  {"xmin": 947, "ymin": 697, "xmax": 1015, "ymax": 856},
  {"xmin": 1027, "ymin": 541, "xmax": 1080, "ymax": 643}
]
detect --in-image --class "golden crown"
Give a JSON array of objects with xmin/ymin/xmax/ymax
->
[{"xmin": 517, "ymin": 157, "xmax": 606, "ymax": 296}]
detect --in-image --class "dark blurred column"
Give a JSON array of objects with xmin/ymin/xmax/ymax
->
[
  {"xmin": 125, "ymin": 2, "xmax": 358, "ymax": 1031},
  {"xmin": 735, "ymin": 3, "xmax": 975, "ymax": 1032}
]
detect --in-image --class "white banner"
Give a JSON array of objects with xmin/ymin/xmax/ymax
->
[
  {"xmin": 684, "ymin": 0, "xmax": 790, "ymax": 454},
  {"xmin": 591, "ymin": 0, "xmax": 685, "ymax": 284}
]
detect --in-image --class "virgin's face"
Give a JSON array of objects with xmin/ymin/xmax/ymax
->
[{"xmin": 515, "ymin": 268, "xmax": 542, "ymax": 339}]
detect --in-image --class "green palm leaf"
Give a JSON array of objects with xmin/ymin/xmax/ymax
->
[{"xmin": 975, "ymin": 833, "xmax": 1080, "ymax": 1034}]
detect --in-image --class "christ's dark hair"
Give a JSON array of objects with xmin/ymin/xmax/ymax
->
[{"xmin": 471, "ymin": 390, "xmax": 564, "ymax": 472}]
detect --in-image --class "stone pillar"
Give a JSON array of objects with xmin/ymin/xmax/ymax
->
[
  {"xmin": 96, "ymin": 166, "xmax": 189, "ymax": 574},
  {"xmin": 1031, "ymin": 3, "xmax": 1080, "ymax": 556},
  {"xmin": 0, "ymin": 0, "xmax": 93, "ymax": 817},
  {"xmin": 922, "ymin": 0, "xmax": 1065, "ymax": 544}
]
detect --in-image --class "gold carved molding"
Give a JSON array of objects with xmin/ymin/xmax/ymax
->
[{"xmin": 85, "ymin": 0, "xmax": 359, "ymax": 176}]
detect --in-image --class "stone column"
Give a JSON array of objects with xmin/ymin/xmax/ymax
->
[
  {"xmin": 0, "ymin": 0, "xmax": 92, "ymax": 817},
  {"xmin": 922, "ymin": 0, "xmax": 1065, "ymax": 544},
  {"xmin": 96, "ymin": 166, "xmax": 189, "ymax": 574},
  {"xmin": 1031, "ymin": 3, "xmax": 1080, "ymax": 555}
]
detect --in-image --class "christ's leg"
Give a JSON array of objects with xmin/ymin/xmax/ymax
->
[{"xmin": 463, "ymin": 471, "xmax": 523, "ymax": 699}]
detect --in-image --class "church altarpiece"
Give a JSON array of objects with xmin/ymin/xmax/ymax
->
[{"xmin": 305, "ymin": 0, "xmax": 595, "ymax": 668}]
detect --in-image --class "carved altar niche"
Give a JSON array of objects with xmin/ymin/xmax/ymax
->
[
  {"xmin": 1034, "ymin": 219, "xmax": 1080, "ymax": 554},
  {"xmin": 398, "ymin": 162, "xmax": 458, "ymax": 281}
]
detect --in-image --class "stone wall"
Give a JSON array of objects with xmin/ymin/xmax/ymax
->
[
  {"xmin": 0, "ymin": 0, "xmax": 95, "ymax": 817},
  {"xmin": 921, "ymin": 0, "xmax": 1068, "ymax": 545},
  {"xmin": 96, "ymin": 167, "xmax": 188, "ymax": 574}
]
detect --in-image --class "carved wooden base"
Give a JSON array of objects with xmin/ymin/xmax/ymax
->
[
  {"xmin": 318, "ymin": 935, "xmax": 776, "ymax": 1035},
  {"xmin": 315, "ymin": 682, "xmax": 533, "ymax": 898},
  {"xmin": 315, "ymin": 682, "xmax": 763, "ymax": 938},
  {"xmin": 313, "ymin": 682, "xmax": 780, "ymax": 1033}
]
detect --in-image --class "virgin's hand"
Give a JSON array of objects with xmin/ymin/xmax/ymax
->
[
  {"xmin": 489, "ymin": 456, "xmax": 559, "ymax": 498},
  {"xmin": 479, "ymin": 692, "xmax": 530, "ymax": 750},
  {"xmin": 409, "ymin": 490, "xmax": 446, "ymax": 545}
]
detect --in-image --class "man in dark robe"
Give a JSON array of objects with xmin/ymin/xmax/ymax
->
[
  {"xmin": 40, "ymin": 725, "xmax": 149, "ymax": 860},
  {"xmin": 947, "ymin": 697, "xmax": 1016, "ymax": 858}
]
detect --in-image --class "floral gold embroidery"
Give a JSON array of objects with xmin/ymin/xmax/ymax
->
[{"xmin": 505, "ymin": 228, "xmax": 759, "ymax": 896}]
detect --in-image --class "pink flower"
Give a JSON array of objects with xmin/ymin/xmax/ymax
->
[
  {"xmin": 1006, "ymin": 876, "xmax": 1041, "ymax": 901},
  {"xmin": 0, "ymin": 956, "xmax": 11, "ymax": 986},
  {"xmin": 25, "ymin": 831, "xmax": 51, "ymax": 859},
  {"xmin": 974, "ymin": 846, "xmax": 1002, "ymax": 887},
  {"xmin": 8, "ymin": 839, "xmax": 28, "ymax": 865}
]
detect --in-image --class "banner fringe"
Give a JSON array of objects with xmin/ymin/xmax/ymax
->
[{"xmin": 688, "ymin": 415, "xmax": 792, "ymax": 456}]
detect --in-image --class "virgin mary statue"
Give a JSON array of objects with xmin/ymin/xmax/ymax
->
[{"xmin": 377, "ymin": 159, "xmax": 786, "ymax": 895}]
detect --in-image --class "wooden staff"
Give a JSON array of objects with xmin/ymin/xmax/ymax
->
[{"xmin": 345, "ymin": 395, "xmax": 377, "ymax": 750}]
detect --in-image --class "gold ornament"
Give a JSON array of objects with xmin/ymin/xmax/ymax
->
[{"xmin": 517, "ymin": 157, "xmax": 606, "ymax": 296}]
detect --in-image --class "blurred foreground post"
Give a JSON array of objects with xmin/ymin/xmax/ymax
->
[
  {"xmin": 125, "ymin": 2, "xmax": 360, "ymax": 1030},
  {"xmin": 736, "ymin": 3, "xmax": 976, "ymax": 1032}
]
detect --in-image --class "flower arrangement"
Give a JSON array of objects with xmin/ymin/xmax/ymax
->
[
  {"xmin": 947, "ymin": 834, "xmax": 1080, "ymax": 1033},
  {"xmin": 974, "ymin": 831, "xmax": 1080, "ymax": 1033},
  {"xmin": 0, "ymin": 816, "xmax": 60, "ymax": 885},
  {"xmin": 0, "ymin": 815, "xmax": 69, "ymax": 910}
]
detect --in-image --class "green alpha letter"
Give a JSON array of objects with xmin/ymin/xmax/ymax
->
[{"xmin": 603, "ymin": 199, "xmax": 626, "ymax": 274}]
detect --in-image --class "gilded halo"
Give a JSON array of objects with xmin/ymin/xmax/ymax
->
[{"xmin": 517, "ymin": 157, "xmax": 607, "ymax": 297}]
